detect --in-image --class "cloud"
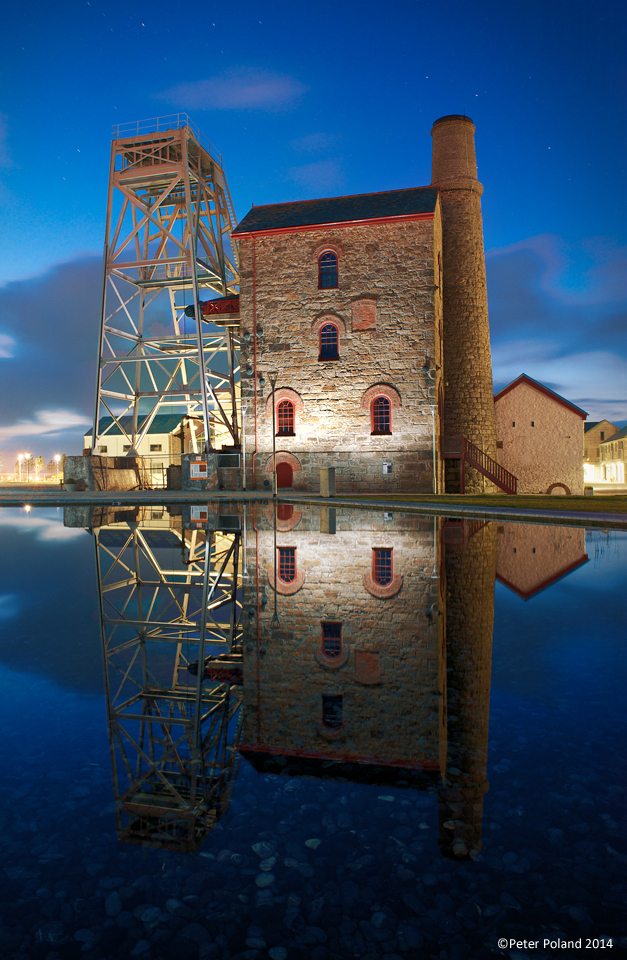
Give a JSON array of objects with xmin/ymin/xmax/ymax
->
[
  {"xmin": 160, "ymin": 68, "xmax": 307, "ymax": 112},
  {"xmin": 0, "ymin": 409, "xmax": 92, "ymax": 447},
  {"xmin": 487, "ymin": 234, "xmax": 627, "ymax": 307},
  {"xmin": 487, "ymin": 233, "xmax": 627, "ymax": 420},
  {"xmin": 287, "ymin": 159, "xmax": 345, "ymax": 193},
  {"xmin": 492, "ymin": 343, "xmax": 627, "ymax": 418},
  {"xmin": 0, "ymin": 511, "xmax": 86, "ymax": 541},
  {"xmin": 290, "ymin": 132, "xmax": 336, "ymax": 154},
  {"xmin": 0, "ymin": 256, "xmax": 100, "ymax": 457},
  {"xmin": 0, "ymin": 332, "xmax": 15, "ymax": 357}
]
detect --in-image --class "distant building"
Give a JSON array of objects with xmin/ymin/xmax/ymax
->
[
  {"xmin": 494, "ymin": 374, "xmax": 587, "ymax": 495},
  {"xmin": 584, "ymin": 419, "xmax": 620, "ymax": 483},
  {"xmin": 599, "ymin": 425, "xmax": 627, "ymax": 484},
  {"xmin": 84, "ymin": 399, "xmax": 238, "ymax": 489},
  {"xmin": 84, "ymin": 415, "xmax": 183, "ymax": 488}
]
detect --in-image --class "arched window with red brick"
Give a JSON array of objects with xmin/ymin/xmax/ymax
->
[
  {"xmin": 319, "ymin": 322, "xmax": 339, "ymax": 361},
  {"xmin": 318, "ymin": 251, "xmax": 338, "ymax": 289},
  {"xmin": 277, "ymin": 399, "xmax": 295, "ymax": 436},
  {"xmin": 371, "ymin": 396, "xmax": 392, "ymax": 435}
]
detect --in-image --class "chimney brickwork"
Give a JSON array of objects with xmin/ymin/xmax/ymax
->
[{"xmin": 431, "ymin": 116, "xmax": 497, "ymax": 493}]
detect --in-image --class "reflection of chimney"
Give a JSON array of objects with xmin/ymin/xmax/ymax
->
[
  {"xmin": 431, "ymin": 116, "xmax": 496, "ymax": 493},
  {"xmin": 438, "ymin": 521, "xmax": 497, "ymax": 859}
]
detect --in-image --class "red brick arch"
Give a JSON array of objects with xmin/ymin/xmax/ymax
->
[
  {"xmin": 263, "ymin": 452, "xmax": 302, "ymax": 473},
  {"xmin": 311, "ymin": 314, "xmax": 347, "ymax": 337},
  {"xmin": 361, "ymin": 384, "xmax": 402, "ymax": 412},
  {"xmin": 312, "ymin": 241, "xmax": 343, "ymax": 261},
  {"xmin": 264, "ymin": 388, "xmax": 304, "ymax": 416},
  {"xmin": 363, "ymin": 571, "xmax": 403, "ymax": 599},
  {"xmin": 266, "ymin": 566, "xmax": 305, "ymax": 596},
  {"xmin": 546, "ymin": 482, "xmax": 571, "ymax": 495}
]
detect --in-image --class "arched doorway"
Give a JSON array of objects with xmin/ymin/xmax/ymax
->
[{"xmin": 276, "ymin": 462, "xmax": 293, "ymax": 488}]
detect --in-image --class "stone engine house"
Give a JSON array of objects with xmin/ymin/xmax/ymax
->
[{"xmin": 233, "ymin": 115, "xmax": 497, "ymax": 494}]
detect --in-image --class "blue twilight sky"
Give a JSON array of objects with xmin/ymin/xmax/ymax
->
[{"xmin": 0, "ymin": 0, "xmax": 625, "ymax": 462}]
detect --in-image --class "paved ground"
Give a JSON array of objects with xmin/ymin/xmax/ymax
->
[{"xmin": 0, "ymin": 483, "xmax": 625, "ymax": 528}]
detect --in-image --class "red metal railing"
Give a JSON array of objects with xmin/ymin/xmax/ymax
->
[{"xmin": 441, "ymin": 436, "xmax": 518, "ymax": 495}]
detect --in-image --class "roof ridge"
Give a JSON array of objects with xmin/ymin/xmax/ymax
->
[{"xmin": 246, "ymin": 184, "xmax": 435, "ymax": 212}]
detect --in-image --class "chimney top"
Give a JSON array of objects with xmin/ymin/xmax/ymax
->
[{"xmin": 433, "ymin": 115, "xmax": 474, "ymax": 127}]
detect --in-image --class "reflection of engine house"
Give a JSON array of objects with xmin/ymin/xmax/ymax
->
[{"xmin": 239, "ymin": 503, "xmax": 497, "ymax": 860}]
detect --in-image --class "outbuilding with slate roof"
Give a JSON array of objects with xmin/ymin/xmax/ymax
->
[{"xmin": 494, "ymin": 374, "xmax": 588, "ymax": 495}]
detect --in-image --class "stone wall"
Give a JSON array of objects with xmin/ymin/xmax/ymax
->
[
  {"xmin": 495, "ymin": 382, "xmax": 585, "ymax": 494},
  {"xmin": 238, "ymin": 214, "xmax": 444, "ymax": 494},
  {"xmin": 64, "ymin": 455, "xmax": 143, "ymax": 492}
]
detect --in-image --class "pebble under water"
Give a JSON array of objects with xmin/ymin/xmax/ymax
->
[{"xmin": 0, "ymin": 506, "xmax": 625, "ymax": 960}]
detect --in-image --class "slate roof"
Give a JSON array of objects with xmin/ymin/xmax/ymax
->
[
  {"xmin": 494, "ymin": 374, "xmax": 588, "ymax": 419},
  {"xmin": 601, "ymin": 425, "xmax": 627, "ymax": 444},
  {"xmin": 84, "ymin": 415, "xmax": 183, "ymax": 438},
  {"xmin": 232, "ymin": 186, "xmax": 439, "ymax": 236}
]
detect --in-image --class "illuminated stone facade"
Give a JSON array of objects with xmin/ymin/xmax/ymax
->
[{"xmin": 235, "ymin": 207, "xmax": 444, "ymax": 493}]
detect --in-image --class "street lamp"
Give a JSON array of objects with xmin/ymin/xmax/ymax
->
[
  {"xmin": 24, "ymin": 452, "xmax": 32, "ymax": 482},
  {"xmin": 54, "ymin": 454, "xmax": 61, "ymax": 481},
  {"xmin": 267, "ymin": 370, "xmax": 279, "ymax": 498}
]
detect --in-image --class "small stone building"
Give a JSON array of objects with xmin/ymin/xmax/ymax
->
[
  {"xmin": 584, "ymin": 419, "xmax": 621, "ymax": 483},
  {"xmin": 494, "ymin": 374, "xmax": 587, "ymax": 495}
]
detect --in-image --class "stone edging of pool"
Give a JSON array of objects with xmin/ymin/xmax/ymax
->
[{"xmin": 0, "ymin": 488, "xmax": 625, "ymax": 529}]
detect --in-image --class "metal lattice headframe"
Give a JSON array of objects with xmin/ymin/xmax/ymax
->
[
  {"xmin": 93, "ymin": 506, "xmax": 244, "ymax": 850},
  {"xmin": 92, "ymin": 116, "xmax": 240, "ymax": 458}
]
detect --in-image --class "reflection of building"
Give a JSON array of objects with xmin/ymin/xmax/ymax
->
[
  {"xmin": 240, "ymin": 506, "xmax": 442, "ymax": 768},
  {"xmin": 494, "ymin": 374, "xmax": 587, "ymax": 495},
  {"xmin": 599, "ymin": 425, "xmax": 626, "ymax": 485},
  {"xmin": 76, "ymin": 504, "xmax": 244, "ymax": 851},
  {"xmin": 584, "ymin": 419, "xmax": 619, "ymax": 483},
  {"xmin": 496, "ymin": 524, "xmax": 588, "ymax": 600},
  {"xmin": 234, "ymin": 115, "xmax": 499, "ymax": 495},
  {"xmin": 239, "ymin": 504, "xmax": 497, "ymax": 861}
]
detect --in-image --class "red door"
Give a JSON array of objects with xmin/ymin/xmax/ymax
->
[{"xmin": 276, "ymin": 462, "xmax": 293, "ymax": 488}]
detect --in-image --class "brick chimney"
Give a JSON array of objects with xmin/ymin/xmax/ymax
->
[{"xmin": 432, "ymin": 116, "xmax": 497, "ymax": 492}]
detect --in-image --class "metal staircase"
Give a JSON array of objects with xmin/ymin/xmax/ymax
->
[{"xmin": 442, "ymin": 436, "xmax": 518, "ymax": 495}]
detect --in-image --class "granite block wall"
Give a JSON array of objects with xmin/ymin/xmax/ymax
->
[{"xmin": 238, "ymin": 214, "xmax": 444, "ymax": 494}]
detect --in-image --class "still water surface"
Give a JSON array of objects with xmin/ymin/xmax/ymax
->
[{"xmin": 0, "ymin": 504, "xmax": 625, "ymax": 960}]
